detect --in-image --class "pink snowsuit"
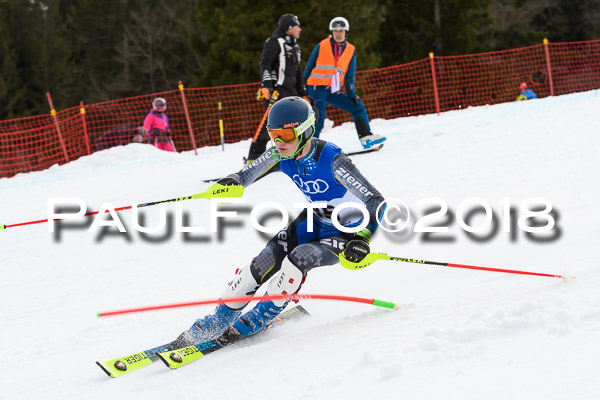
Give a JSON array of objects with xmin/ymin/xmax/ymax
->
[{"xmin": 143, "ymin": 110, "xmax": 175, "ymax": 152}]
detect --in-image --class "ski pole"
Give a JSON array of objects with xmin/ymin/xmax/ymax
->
[
  {"xmin": 339, "ymin": 252, "xmax": 574, "ymax": 280},
  {"xmin": 1, "ymin": 183, "xmax": 244, "ymax": 232},
  {"xmin": 97, "ymin": 292, "xmax": 397, "ymax": 317}
]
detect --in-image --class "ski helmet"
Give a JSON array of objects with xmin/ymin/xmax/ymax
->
[
  {"xmin": 152, "ymin": 97, "xmax": 167, "ymax": 111},
  {"xmin": 520, "ymin": 83, "xmax": 528, "ymax": 90},
  {"xmin": 329, "ymin": 17, "xmax": 349, "ymax": 31},
  {"xmin": 267, "ymin": 97, "xmax": 315, "ymax": 159}
]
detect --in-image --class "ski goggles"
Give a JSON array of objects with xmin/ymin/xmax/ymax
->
[
  {"xmin": 268, "ymin": 112, "xmax": 315, "ymax": 143},
  {"xmin": 331, "ymin": 20, "xmax": 347, "ymax": 30}
]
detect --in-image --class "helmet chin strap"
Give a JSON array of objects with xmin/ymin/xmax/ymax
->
[
  {"xmin": 294, "ymin": 127, "xmax": 315, "ymax": 160},
  {"xmin": 294, "ymin": 136, "xmax": 314, "ymax": 160}
]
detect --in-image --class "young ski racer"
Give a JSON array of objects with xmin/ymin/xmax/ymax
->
[{"xmin": 185, "ymin": 96, "xmax": 385, "ymax": 344}]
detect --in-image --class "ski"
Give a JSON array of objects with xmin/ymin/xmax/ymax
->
[
  {"xmin": 96, "ymin": 330, "xmax": 197, "ymax": 378},
  {"xmin": 97, "ymin": 340, "xmax": 179, "ymax": 378},
  {"xmin": 347, "ymin": 143, "xmax": 384, "ymax": 156},
  {"xmin": 96, "ymin": 305, "xmax": 309, "ymax": 377},
  {"xmin": 157, "ymin": 305, "xmax": 310, "ymax": 370}
]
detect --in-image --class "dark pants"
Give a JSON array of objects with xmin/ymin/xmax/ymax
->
[
  {"xmin": 248, "ymin": 210, "xmax": 352, "ymax": 285},
  {"xmin": 308, "ymin": 86, "xmax": 371, "ymax": 139}
]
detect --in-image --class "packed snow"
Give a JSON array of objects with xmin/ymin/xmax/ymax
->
[{"xmin": 1, "ymin": 90, "xmax": 599, "ymax": 400}]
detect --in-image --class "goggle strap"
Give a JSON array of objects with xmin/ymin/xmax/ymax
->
[{"xmin": 294, "ymin": 112, "xmax": 315, "ymax": 136}]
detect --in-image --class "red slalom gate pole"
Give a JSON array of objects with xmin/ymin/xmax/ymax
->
[
  {"xmin": 340, "ymin": 253, "xmax": 574, "ymax": 280},
  {"xmin": 1, "ymin": 206, "xmax": 133, "ymax": 231},
  {"xmin": 46, "ymin": 92, "xmax": 70, "ymax": 163},
  {"xmin": 79, "ymin": 101, "xmax": 91, "ymax": 155},
  {"xmin": 97, "ymin": 293, "xmax": 397, "ymax": 318},
  {"xmin": 543, "ymin": 38, "xmax": 555, "ymax": 97},
  {"xmin": 402, "ymin": 257, "xmax": 567, "ymax": 279},
  {"xmin": 178, "ymin": 81, "xmax": 198, "ymax": 155},
  {"xmin": 429, "ymin": 52, "xmax": 441, "ymax": 115}
]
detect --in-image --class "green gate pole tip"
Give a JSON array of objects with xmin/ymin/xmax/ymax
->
[
  {"xmin": 1, "ymin": 224, "xmax": 5, "ymax": 232},
  {"xmin": 97, "ymin": 312, "xmax": 100, "ymax": 318},
  {"xmin": 372, "ymin": 299, "xmax": 396, "ymax": 309}
]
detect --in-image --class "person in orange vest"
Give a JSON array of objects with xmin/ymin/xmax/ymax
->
[{"xmin": 304, "ymin": 17, "xmax": 386, "ymax": 149}]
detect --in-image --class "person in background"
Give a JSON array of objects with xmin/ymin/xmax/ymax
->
[
  {"xmin": 245, "ymin": 13, "xmax": 308, "ymax": 164},
  {"xmin": 516, "ymin": 83, "xmax": 537, "ymax": 101},
  {"xmin": 304, "ymin": 17, "xmax": 386, "ymax": 149},
  {"xmin": 95, "ymin": 125, "xmax": 147, "ymax": 151},
  {"xmin": 143, "ymin": 97, "xmax": 176, "ymax": 152}
]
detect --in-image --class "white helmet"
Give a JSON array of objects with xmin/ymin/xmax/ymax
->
[
  {"xmin": 329, "ymin": 17, "xmax": 349, "ymax": 31},
  {"xmin": 152, "ymin": 97, "xmax": 167, "ymax": 111}
]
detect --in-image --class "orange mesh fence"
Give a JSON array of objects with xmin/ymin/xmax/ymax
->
[
  {"xmin": 330, "ymin": 58, "xmax": 436, "ymax": 124},
  {"xmin": 432, "ymin": 44, "xmax": 549, "ymax": 111},
  {"xmin": 547, "ymin": 40, "xmax": 600, "ymax": 95},
  {"xmin": 180, "ymin": 83, "xmax": 264, "ymax": 148},
  {"xmin": 1, "ymin": 39, "xmax": 600, "ymax": 179}
]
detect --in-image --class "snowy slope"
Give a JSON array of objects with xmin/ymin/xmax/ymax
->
[{"xmin": 1, "ymin": 90, "xmax": 600, "ymax": 400}]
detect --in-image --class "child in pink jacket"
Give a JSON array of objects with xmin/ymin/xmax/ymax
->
[{"xmin": 143, "ymin": 97, "xmax": 176, "ymax": 152}]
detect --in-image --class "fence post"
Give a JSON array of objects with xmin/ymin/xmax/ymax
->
[
  {"xmin": 178, "ymin": 81, "xmax": 198, "ymax": 155},
  {"xmin": 543, "ymin": 38, "xmax": 555, "ymax": 96},
  {"xmin": 218, "ymin": 94, "xmax": 225, "ymax": 151},
  {"xmin": 429, "ymin": 52, "xmax": 441, "ymax": 115},
  {"xmin": 79, "ymin": 101, "xmax": 91, "ymax": 155},
  {"xmin": 46, "ymin": 92, "xmax": 69, "ymax": 163}
]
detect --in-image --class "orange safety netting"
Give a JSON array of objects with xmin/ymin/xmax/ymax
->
[{"xmin": 1, "ymin": 39, "xmax": 600, "ymax": 179}]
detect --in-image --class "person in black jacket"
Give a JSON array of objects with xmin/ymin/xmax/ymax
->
[{"xmin": 246, "ymin": 13, "xmax": 308, "ymax": 163}]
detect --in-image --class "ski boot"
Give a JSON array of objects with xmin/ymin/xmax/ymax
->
[
  {"xmin": 184, "ymin": 304, "xmax": 242, "ymax": 343},
  {"xmin": 360, "ymin": 134, "xmax": 387, "ymax": 149},
  {"xmin": 355, "ymin": 116, "xmax": 387, "ymax": 149},
  {"xmin": 219, "ymin": 300, "xmax": 285, "ymax": 345}
]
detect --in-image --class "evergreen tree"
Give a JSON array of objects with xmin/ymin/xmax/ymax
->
[
  {"xmin": 186, "ymin": 0, "xmax": 383, "ymax": 87},
  {"xmin": 0, "ymin": 6, "xmax": 24, "ymax": 120},
  {"xmin": 0, "ymin": 0, "xmax": 48, "ymax": 117},
  {"xmin": 377, "ymin": 0, "xmax": 493, "ymax": 64},
  {"xmin": 187, "ymin": 0, "xmax": 280, "ymax": 87},
  {"xmin": 1, "ymin": 0, "xmax": 599, "ymax": 120},
  {"xmin": 40, "ymin": 0, "xmax": 80, "ymax": 111},
  {"xmin": 64, "ymin": 0, "xmax": 129, "ymax": 101}
]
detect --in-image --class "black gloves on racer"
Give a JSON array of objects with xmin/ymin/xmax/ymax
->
[
  {"xmin": 343, "ymin": 228, "xmax": 372, "ymax": 263},
  {"xmin": 216, "ymin": 177, "xmax": 241, "ymax": 186}
]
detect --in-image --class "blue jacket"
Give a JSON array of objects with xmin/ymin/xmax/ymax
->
[{"xmin": 517, "ymin": 89, "xmax": 537, "ymax": 101}]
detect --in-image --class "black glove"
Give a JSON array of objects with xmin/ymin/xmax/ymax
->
[
  {"xmin": 216, "ymin": 177, "xmax": 240, "ymax": 186},
  {"xmin": 298, "ymin": 84, "xmax": 308, "ymax": 97},
  {"xmin": 343, "ymin": 229, "xmax": 372, "ymax": 263},
  {"xmin": 350, "ymin": 95, "xmax": 361, "ymax": 106}
]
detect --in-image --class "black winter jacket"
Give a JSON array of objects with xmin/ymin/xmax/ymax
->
[{"xmin": 259, "ymin": 28, "xmax": 305, "ymax": 94}]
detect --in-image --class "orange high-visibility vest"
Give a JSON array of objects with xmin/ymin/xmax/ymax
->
[{"xmin": 306, "ymin": 38, "xmax": 356, "ymax": 86}]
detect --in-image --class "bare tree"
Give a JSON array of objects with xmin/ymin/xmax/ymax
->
[{"xmin": 114, "ymin": 0, "xmax": 183, "ymax": 93}]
